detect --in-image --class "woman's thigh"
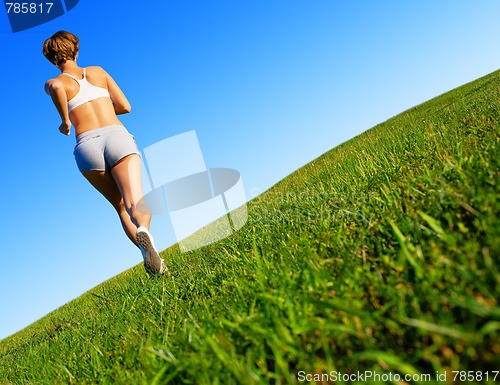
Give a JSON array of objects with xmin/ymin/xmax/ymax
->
[
  {"xmin": 110, "ymin": 154, "xmax": 145, "ymax": 208},
  {"xmin": 81, "ymin": 170, "xmax": 123, "ymax": 211}
]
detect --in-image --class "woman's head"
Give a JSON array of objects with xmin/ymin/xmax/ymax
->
[{"xmin": 43, "ymin": 30, "xmax": 79, "ymax": 66}]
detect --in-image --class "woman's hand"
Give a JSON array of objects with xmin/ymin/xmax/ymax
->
[{"xmin": 59, "ymin": 121, "xmax": 71, "ymax": 136}]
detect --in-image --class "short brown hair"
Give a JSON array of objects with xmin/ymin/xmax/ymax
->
[{"xmin": 42, "ymin": 30, "xmax": 79, "ymax": 66}]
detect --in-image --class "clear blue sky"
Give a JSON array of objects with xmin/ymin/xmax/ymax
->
[{"xmin": 1, "ymin": 0, "xmax": 499, "ymax": 341}]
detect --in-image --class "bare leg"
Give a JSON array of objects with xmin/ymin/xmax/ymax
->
[
  {"xmin": 81, "ymin": 170, "xmax": 139, "ymax": 247},
  {"xmin": 83, "ymin": 155, "xmax": 165, "ymax": 274},
  {"xmin": 111, "ymin": 154, "xmax": 166, "ymax": 274},
  {"xmin": 110, "ymin": 154, "xmax": 152, "ymax": 230}
]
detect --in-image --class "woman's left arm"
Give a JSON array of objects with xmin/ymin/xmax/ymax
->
[{"xmin": 45, "ymin": 78, "xmax": 71, "ymax": 136}]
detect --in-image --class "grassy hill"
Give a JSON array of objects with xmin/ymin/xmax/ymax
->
[{"xmin": 1, "ymin": 70, "xmax": 499, "ymax": 385}]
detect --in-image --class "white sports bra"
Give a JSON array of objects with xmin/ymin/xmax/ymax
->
[{"xmin": 63, "ymin": 68, "xmax": 110, "ymax": 113}]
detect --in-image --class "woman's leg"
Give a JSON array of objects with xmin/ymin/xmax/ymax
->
[
  {"xmin": 83, "ymin": 155, "xmax": 165, "ymax": 274},
  {"xmin": 109, "ymin": 154, "xmax": 152, "ymax": 230},
  {"xmin": 81, "ymin": 170, "xmax": 139, "ymax": 247},
  {"xmin": 111, "ymin": 154, "xmax": 166, "ymax": 274}
]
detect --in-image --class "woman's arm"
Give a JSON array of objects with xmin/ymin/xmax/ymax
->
[
  {"xmin": 45, "ymin": 78, "xmax": 71, "ymax": 135},
  {"xmin": 102, "ymin": 68, "xmax": 132, "ymax": 115}
]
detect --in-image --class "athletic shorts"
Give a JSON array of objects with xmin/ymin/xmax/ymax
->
[{"xmin": 73, "ymin": 125, "xmax": 140, "ymax": 172}]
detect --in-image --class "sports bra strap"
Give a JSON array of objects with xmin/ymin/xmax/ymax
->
[
  {"xmin": 62, "ymin": 68, "xmax": 87, "ymax": 81},
  {"xmin": 62, "ymin": 72, "xmax": 79, "ymax": 81}
]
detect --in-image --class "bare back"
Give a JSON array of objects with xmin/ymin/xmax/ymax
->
[{"xmin": 54, "ymin": 66, "xmax": 131, "ymax": 137}]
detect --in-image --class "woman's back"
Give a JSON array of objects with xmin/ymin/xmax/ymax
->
[{"xmin": 51, "ymin": 65, "xmax": 130, "ymax": 137}]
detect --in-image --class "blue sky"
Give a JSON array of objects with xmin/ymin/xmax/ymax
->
[{"xmin": 1, "ymin": 0, "xmax": 499, "ymax": 341}]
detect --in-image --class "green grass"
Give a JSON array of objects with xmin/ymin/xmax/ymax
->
[{"xmin": 1, "ymin": 70, "xmax": 499, "ymax": 385}]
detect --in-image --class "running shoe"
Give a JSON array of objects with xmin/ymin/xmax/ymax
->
[{"xmin": 136, "ymin": 226, "xmax": 167, "ymax": 275}]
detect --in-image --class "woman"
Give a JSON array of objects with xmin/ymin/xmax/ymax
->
[{"xmin": 43, "ymin": 30, "xmax": 166, "ymax": 275}]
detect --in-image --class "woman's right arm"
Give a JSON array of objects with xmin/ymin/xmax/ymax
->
[{"xmin": 45, "ymin": 78, "xmax": 71, "ymax": 136}]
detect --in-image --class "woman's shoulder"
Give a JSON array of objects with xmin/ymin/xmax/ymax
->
[
  {"xmin": 44, "ymin": 75, "xmax": 69, "ymax": 94},
  {"xmin": 86, "ymin": 66, "xmax": 115, "ymax": 83},
  {"xmin": 86, "ymin": 65, "xmax": 108, "ymax": 75}
]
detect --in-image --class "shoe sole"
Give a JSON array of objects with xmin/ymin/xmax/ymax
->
[{"xmin": 137, "ymin": 230, "xmax": 166, "ymax": 275}]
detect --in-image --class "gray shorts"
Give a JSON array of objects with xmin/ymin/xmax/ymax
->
[{"xmin": 74, "ymin": 125, "xmax": 140, "ymax": 172}]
